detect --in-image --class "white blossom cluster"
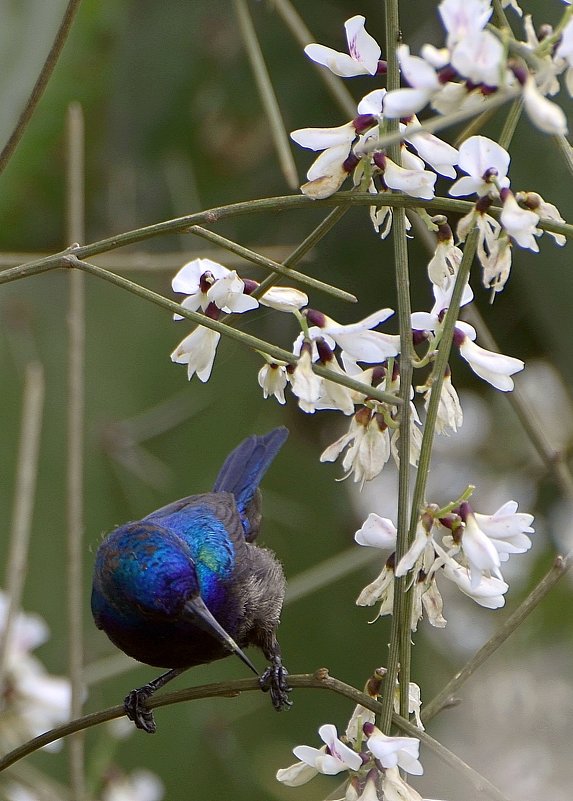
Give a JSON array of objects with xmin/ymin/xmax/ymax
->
[
  {"xmin": 354, "ymin": 500, "xmax": 533, "ymax": 627},
  {"xmin": 266, "ymin": 4, "xmax": 557, "ymax": 799},
  {"xmin": 276, "ymin": 715, "xmax": 432, "ymax": 801}
]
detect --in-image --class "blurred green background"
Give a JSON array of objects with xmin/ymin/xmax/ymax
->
[{"xmin": 0, "ymin": 1, "xmax": 572, "ymax": 800}]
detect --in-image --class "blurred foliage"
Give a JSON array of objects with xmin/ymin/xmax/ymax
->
[{"xmin": 0, "ymin": 1, "xmax": 572, "ymax": 800}]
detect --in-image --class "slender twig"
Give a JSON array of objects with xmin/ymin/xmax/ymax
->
[
  {"xmin": 0, "ymin": 0, "xmax": 83, "ymax": 176},
  {"xmin": 187, "ymin": 225, "xmax": 357, "ymax": 302},
  {"xmin": 65, "ymin": 102, "xmax": 86, "ymax": 801},
  {"xmin": 252, "ymin": 204, "xmax": 352, "ymax": 299},
  {"xmin": 422, "ymin": 551, "xmax": 572, "ymax": 723},
  {"xmin": 233, "ymin": 0, "xmax": 299, "ymax": 189},
  {"xmin": 0, "ymin": 194, "xmax": 570, "ymax": 286},
  {"xmin": 0, "ymin": 671, "xmax": 511, "ymax": 799},
  {"xmin": 378, "ymin": 0, "xmax": 415, "ymax": 731},
  {"xmin": 0, "ymin": 363, "xmax": 45, "ymax": 684}
]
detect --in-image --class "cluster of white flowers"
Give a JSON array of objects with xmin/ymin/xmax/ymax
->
[
  {"xmin": 276, "ymin": 717, "xmax": 431, "ymax": 801},
  {"xmin": 170, "ymin": 257, "xmax": 308, "ymax": 382},
  {"xmin": 354, "ymin": 500, "xmax": 534, "ymax": 627},
  {"xmin": 290, "ymin": 7, "xmax": 567, "ymax": 264}
]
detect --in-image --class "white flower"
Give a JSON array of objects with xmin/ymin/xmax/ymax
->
[
  {"xmin": 206, "ymin": 270, "xmax": 259, "ymax": 313},
  {"xmin": 514, "ymin": 191, "xmax": 566, "ymax": 247},
  {"xmin": 454, "ymin": 322, "xmax": 524, "ymax": 391},
  {"xmin": 304, "ymin": 16, "xmax": 381, "ymax": 77},
  {"xmin": 345, "ymin": 703, "xmax": 376, "ymax": 743},
  {"xmin": 441, "ymin": 558, "xmax": 509, "ymax": 608},
  {"xmin": 500, "ymin": 189, "xmax": 540, "ymax": 251},
  {"xmin": 356, "ymin": 560, "xmax": 395, "ymax": 609},
  {"xmin": 276, "ymin": 759, "xmax": 321, "ymax": 787},
  {"xmin": 438, "ymin": 0, "xmax": 492, "ymax": 47},
  {"xmin": 171, "ymin": 257, "xmax": 230, "ymax": 314},
  {"xmin": 395, "ymin": 519, "xmax": 436, "ymax": 578},
  {"xmin": 449, "ymin": 136, "xmax": 510, "ymax": 198},
  {"xmin": 404, "ymin": 122, "xmax": 459, "ymax": 178},
  {"xmin": 473, "ymin": 500, "xmax": 534, "ymax": 561},
  {"xmin": 364, "ymin": 724, "xmax": 423, "ymax": 775},
  {"xmin": 451, "ymin": 30, "xmax": 505, "ymax": 87},
  {"xmin": 172, "ymin": 259, "xmax": 257, "ymax": 316},
  {"xmin": 258, "ymin": 362, "xmax": 288, "ymax": 404},
  {"xmin": 383, "ymin": 46, "xmax": 440, "ymax": 118},
  {"xmin": 522, "ymin": 76, "xmax": 568, "ymax": 135},
  {"xmin": 307, "ymin": 307, "xmax": 400, "ymax": 363},
  {"xmin": 355, "ymin": 513, "xmax": 397, "ymax": 549},
  {"xmin": 422, "ymin": 371, "xmax": 463, "ymax": 435},
  {"xmin": 379, "ymin": 155, "xmax": 436, "ymax": 200},
  {"xmin": 483, "ymin": 234, "xmax": 513, "ymax": 294},
  {"xmin": 291, "ymin": 121, "xmax": 357, "ymax": 152},
  {"xmin": 301, "ymin": 142, "xmax": 354, "ymax": 199},
  {"xmin": 171, "ymin": 326, "xmax": 221, "ymax": 382},
  {"xmin": 313, "ymin": 352, "xmax": 356, "ymax": 415},
  {"xmin": 292, "ymin": 723, "xmax": 362, "ymax": 775},
  {"xmin": 259, "ymin": 286, "xmax": 308, "ymax": 311},
  {"xmin": 427, "ymin": 233, "xmax": 462, "ymax": 289},
  {"xmin": 320, "ymin": 409, "xmax": 391, "ymax": 486},
  {"xmin": 455, "ymin": 502, "xmax": 504, "ymax": 589},
  {"xmin": 290, "ymin": 347, "xmax": 322, "ymax": 412},
  {"xmin": 383, "ymin": 766, "xmax": 435, "ymax": 801},
  {"xmin": 420, "ymin": 577, "xmax": 447, "ymax": 629}
]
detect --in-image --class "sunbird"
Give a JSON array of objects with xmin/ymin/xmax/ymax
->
[{"xmin": 91, "ymin": 428, "xmax": 291, "ymax": 733}]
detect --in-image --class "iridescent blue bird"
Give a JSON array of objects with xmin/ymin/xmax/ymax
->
[{"xmin": 91, "ymin": 428, "xmax": 291, "ymax": 733}]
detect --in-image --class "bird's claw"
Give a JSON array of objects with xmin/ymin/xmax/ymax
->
[
  {"xmin": 124, "ymin": 685, "xmax": 157, "ymax": 734},
  {"xmin": 259, "ymin": 662, "xmax": 292, "ymax": 711}
]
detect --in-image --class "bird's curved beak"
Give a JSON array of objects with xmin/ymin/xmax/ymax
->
[{"xmin": 184, "ymin": 596, "xmax": 259, "ymax": 676}]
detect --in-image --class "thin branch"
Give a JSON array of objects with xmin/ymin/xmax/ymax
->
[
  {"xmin": 34, "ymin": 256, "xmax": 404, "ymax": 407},
  {"xmin": 187, "ymin": 225, "xmax": 357, "ymax": 302},
  {"xmin": 233, "ymin": 0, "xmax": 299, "ymax": 189},
  {"xmin": 0, "ymin": 194, "xmax": 569, "ymax": 285},
  {"xmin": 65, "ymin": 102, "xmax": 86, "ymax": 801},
  {"xmin": 0, "ymin": 671, "xmax": 511, "ymax": 800},
  {"xmin": 0, "ymin": 0, "xmax": 83, "ymax": 176}
]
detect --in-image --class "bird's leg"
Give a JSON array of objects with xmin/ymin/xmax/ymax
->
[
  {"xmin": 124, "ymin": 666, "xmax": 188, "ymax": 734},
  {"xmin": 258, "ymin": 635, "xmax": 292, "ymax": 712}
]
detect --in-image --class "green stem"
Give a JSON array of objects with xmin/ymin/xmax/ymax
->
[
  {"xmin": 0, "ymin": 671, "xmax": 513, "ymax": 798},
  {"xmin": 187, "ymin": 225, "xmax": 357, "ymax": 302},
  {"xmin": 253, "ymin": 204, "xmax": 352, "ymax": 299},
  {"xmin": 379, "ymin": 0, "xmax": 415, "ymax": 731},
  {"xmin": 498, "ymin": 98, "xmax": 524, "ymax": 150},
  {"xmin": 0, "ymin": 195, "xmax": 569, "ymax": 288}
]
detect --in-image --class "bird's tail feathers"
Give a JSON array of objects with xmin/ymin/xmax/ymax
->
[{"xmin": 212, "ymin": 427, "xmax": 288, "ymax": 513}]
